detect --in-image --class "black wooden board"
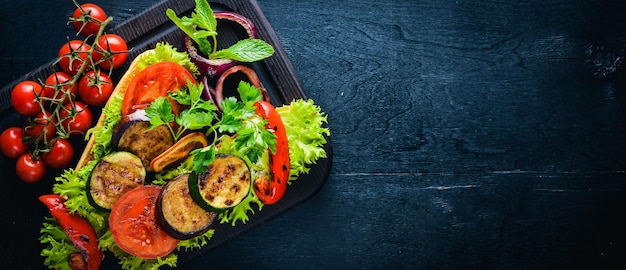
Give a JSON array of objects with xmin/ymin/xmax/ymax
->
[{"xmin": 0, "ymin": 0, "xmax": 332, "ymax": 269}]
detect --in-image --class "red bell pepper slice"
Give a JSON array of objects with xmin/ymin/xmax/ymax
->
[
  {"xmin": 39, "ymin": 194, "xmax": 103, "ymax": 270},
  {"xmin": 253, "ymin": 100, "xmax": 290, "ymax": 204}
]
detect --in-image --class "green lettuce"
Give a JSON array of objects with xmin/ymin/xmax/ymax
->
[
  {"xmin": 276, "ymin": 99, "xmax": 330, "ymax": 183},
  {"xmin": 39, "ymin": 41, "xmax": 329, "ymax": 270},
  {"xmin": 39, "ymin": 218, "xmax": 77, "ymax": 270},
  {"xmin": 214, "ymin": 134, "xmax": 266, "ymax": 225},
  {"xmin": 135, "ymin": 42, "xmax": 199, "ymax": 75}
]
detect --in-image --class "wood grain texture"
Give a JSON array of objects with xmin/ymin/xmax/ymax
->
[
  {"xmin": 186, "ymin": 0, "xmax": 626, "ymax": 269},
  {"xmin": 1, "ymin": 0, "xmax": 625, "ymax": 269}
]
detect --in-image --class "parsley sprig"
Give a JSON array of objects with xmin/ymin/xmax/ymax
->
[
  {"xmin": 144, "ymin": 80, "xmax": 276, "ymax": 175},
  {"xmin": 145, "ymin": 80, "xmax": 218, "ymax": 141}
]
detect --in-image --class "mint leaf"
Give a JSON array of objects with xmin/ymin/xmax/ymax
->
[
  {"xmin": 166, "ymin": 8, "xmax": 212, "ymax": 55},
  {"xmin": 192, "ymin": 0, "xmax": 216, "ymax": 32},
  {"xmin": 213, "ymin": 39, "xmax": 275, "ymax": 62},
  {"xmin": 167, "ymin": 0, "xmax": 274, "ymax": 62}
]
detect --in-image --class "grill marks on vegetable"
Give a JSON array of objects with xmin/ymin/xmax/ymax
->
[
  {"xmin": 88, "ymin": 151, "xmax": 146, "ymax": 210},
  {"xmin": 115, "ymin": 121, "xmax": 175, "ymax": 171},
  {"xmin": 157, "ymin": 174, "xmax": 217, "ymax": 239},
  {"xmin": 190, "ymin": 155, "xmax": 251, "ymax": 212}
]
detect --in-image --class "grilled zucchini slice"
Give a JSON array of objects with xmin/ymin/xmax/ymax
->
[
  {"xmin": 189, "ymin": 154, "xmax": 251, "ymax": 212},
  {"xmin": 87, "ymin": 151, "xmax": 146, "ymax": 210},
  {"xmin": 157, "ymin": 173, "xmax": 217, "ymax": 239}
]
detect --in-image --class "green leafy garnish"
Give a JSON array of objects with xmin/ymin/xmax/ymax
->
[
  {"xmin": 40, "ymin": 218, "xmax": 78, "ymax": 270},
  {"xmin": 136, "ymin": 42, "xmax": 199, "ymax": 75},
  {"xmin": 145, "ymin": 80, "xmax": 219, "ymax": 141},
  {"xmin": 146, "ymin": 80, "xmax": 275, "ymax": 175},
  {"xmin": 166, "ymin": 0, "xmax": 274, "ymax": 62},
  {"xmin": 276, "ymin": 99, "xmax": 330, "ymax": 183}
]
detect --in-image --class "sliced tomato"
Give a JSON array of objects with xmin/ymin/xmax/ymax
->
[
  {"xmin": 109, "ymin": 185, "xmax": 179, "ymax": 259},
  {"xmin": 121, "ymin": 62, "xmax": 195, "ymax": 116}
]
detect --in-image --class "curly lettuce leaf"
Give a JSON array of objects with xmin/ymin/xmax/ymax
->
[
  {"xmin": 51, "ymin": 93, "xmax": 125, "ymax": 231},
  {"xmin": 51, "ymin": 160, "xmax": 107, "ymax": 231},
  {"xmin": 214, "ymin": 135, "xmax": 265, "ymax": 225},
  {"xmin": 99, "ymin": 230, "xmax": 179, "ymax": 270},
  {"xmin": 40, "ymin": 218, "xmax": 77, "ymax": 270},
  {"xmin": 219, "ymin": 187, "xmax": 263, "ymax": 226},
  {"xmin": 276, "ymin": 99, "xmax": 330, "ymax": 183},
  {"xmin": 178, "ymin": 229, "xmax": 215, "ymax": 251},
  {"xmin": 86, "ymin": 92, "xmax": 123, "ymax": 160},
  {"xmin": 135, "ymin": 42, "xmax": 199, "ymax": 76}
]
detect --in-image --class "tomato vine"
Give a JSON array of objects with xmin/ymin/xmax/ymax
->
[{"xmin": 2, "ymin": 1, "xmax": 129, "ymax": 183}]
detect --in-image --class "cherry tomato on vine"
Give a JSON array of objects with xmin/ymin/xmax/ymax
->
[
  {"xmin": 43, "ymin": 71, "xmax": 78, "ymax": 104},
  {"xmin": 16, "ymin": 153, "xmax": 47, "ymax": 183},
  {"xmin": 58, "ymin": 40, "xmax": 91, "ymax": 75},
  {"xmin": 11, "ymin": 80, "xmax": 44, "ymax": 116},
  {"xmin": 42, "ymin": 138, "xmax": 74, "ymax": 169},
  {"xmin": 78, "ymin": 69, "xmax": 114, "ymax": 106},
  {"xmin": 24, "ymin": 110, "xmax": 57, "ymax": 142},
  {"xmin": 60, "ymin": 101, "xmax": 93, "ymax": 135},
  {"xmin": 72, "ymin": 3, "xmax": 107, "ymax": 37},
  {"xmin": 0, "ymin": 127, "xmax": 29, "ymax": 158},
  {"xmin": 93, "ymin": 34, "xmax": 128, "ymax": 70}
]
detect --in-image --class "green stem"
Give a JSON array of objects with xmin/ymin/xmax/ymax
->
[{"xmin": 209, "ymin": 35, "xmax": 218, "ymax": 58}]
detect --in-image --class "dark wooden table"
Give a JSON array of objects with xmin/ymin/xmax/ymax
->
[{"xmin": 1, "ymin": 0, "xmax": 626, "ymax": 269}]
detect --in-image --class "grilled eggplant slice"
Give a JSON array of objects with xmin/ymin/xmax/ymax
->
[
  {"xmin": 115, "ymin": 120, "xmax": 175, "ymax": 171},
  {"xmin": 189, "ymin": 154, "xmax": 251, "ymax": 212},
  {"xmin": 157, "ymin": 173, "xmax": 217, "ymax": 239},
  {"xmin": 88, "ymin": 151, "xmax": 146, "ymax": 210}
]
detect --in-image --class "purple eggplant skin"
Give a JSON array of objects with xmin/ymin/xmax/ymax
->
[
  {"xmin": 113, "ymin": 119, "xmax": 175, "ymax": 171},
  {"xmin": 156, "ymin": 173, "xmax": 217, "ymax": 240}
]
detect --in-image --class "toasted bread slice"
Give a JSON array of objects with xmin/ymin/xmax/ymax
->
[{"xmin": 75, "ymin": 50, "xmax": 153, "ymax": 169}]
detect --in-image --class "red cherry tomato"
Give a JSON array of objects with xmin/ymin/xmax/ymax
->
[
  {"xmin": 58, "ymin": 40, "xmax": 91, "ymax": 75},
  {"xmin": 0, "ymin": 127, "xmax": 29, "ymax": 158},
  {"xmin": 43, "ymin": 72, "xmax": 78, "ymax": 104},
  {"xmin": 24, "ymin": 110, "xmax": 56, "ymax": 142},
  {"xmin": 60, "ymin": 101, "xmax": 93, "ymax": 136},
  {"xmin": 16, "ymin": 153, "xmax": 47, "ymax": 183},
  {"xmin": 11, "ymin": 80, "xmax": 44, "ymax": 116},
  {"xmin": 71, "ymin": 3, "xmax": 107, "ymax": 37},
  {"xmin": 42, "ymin": 138, "xmax": 74, "ymax": 169},
  {"xmin": 93, "ymin": 34, "xmax": 128, "ymax": 70},
  {"xmin": 78, "ymin": 70, "xmax": 114, "ymax": 106}
]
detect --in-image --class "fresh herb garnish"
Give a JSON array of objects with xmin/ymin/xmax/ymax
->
[
  {"xmin": 165, "ymin": 0, "xmax": 274, "ymax": 62},
  {"xmin": 144, "ymin": 80, "xmax": 276, "ymax": 175},
  {"xmin": 145, "ymin": 80, "xmax": 218, "ymax": 141}
]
